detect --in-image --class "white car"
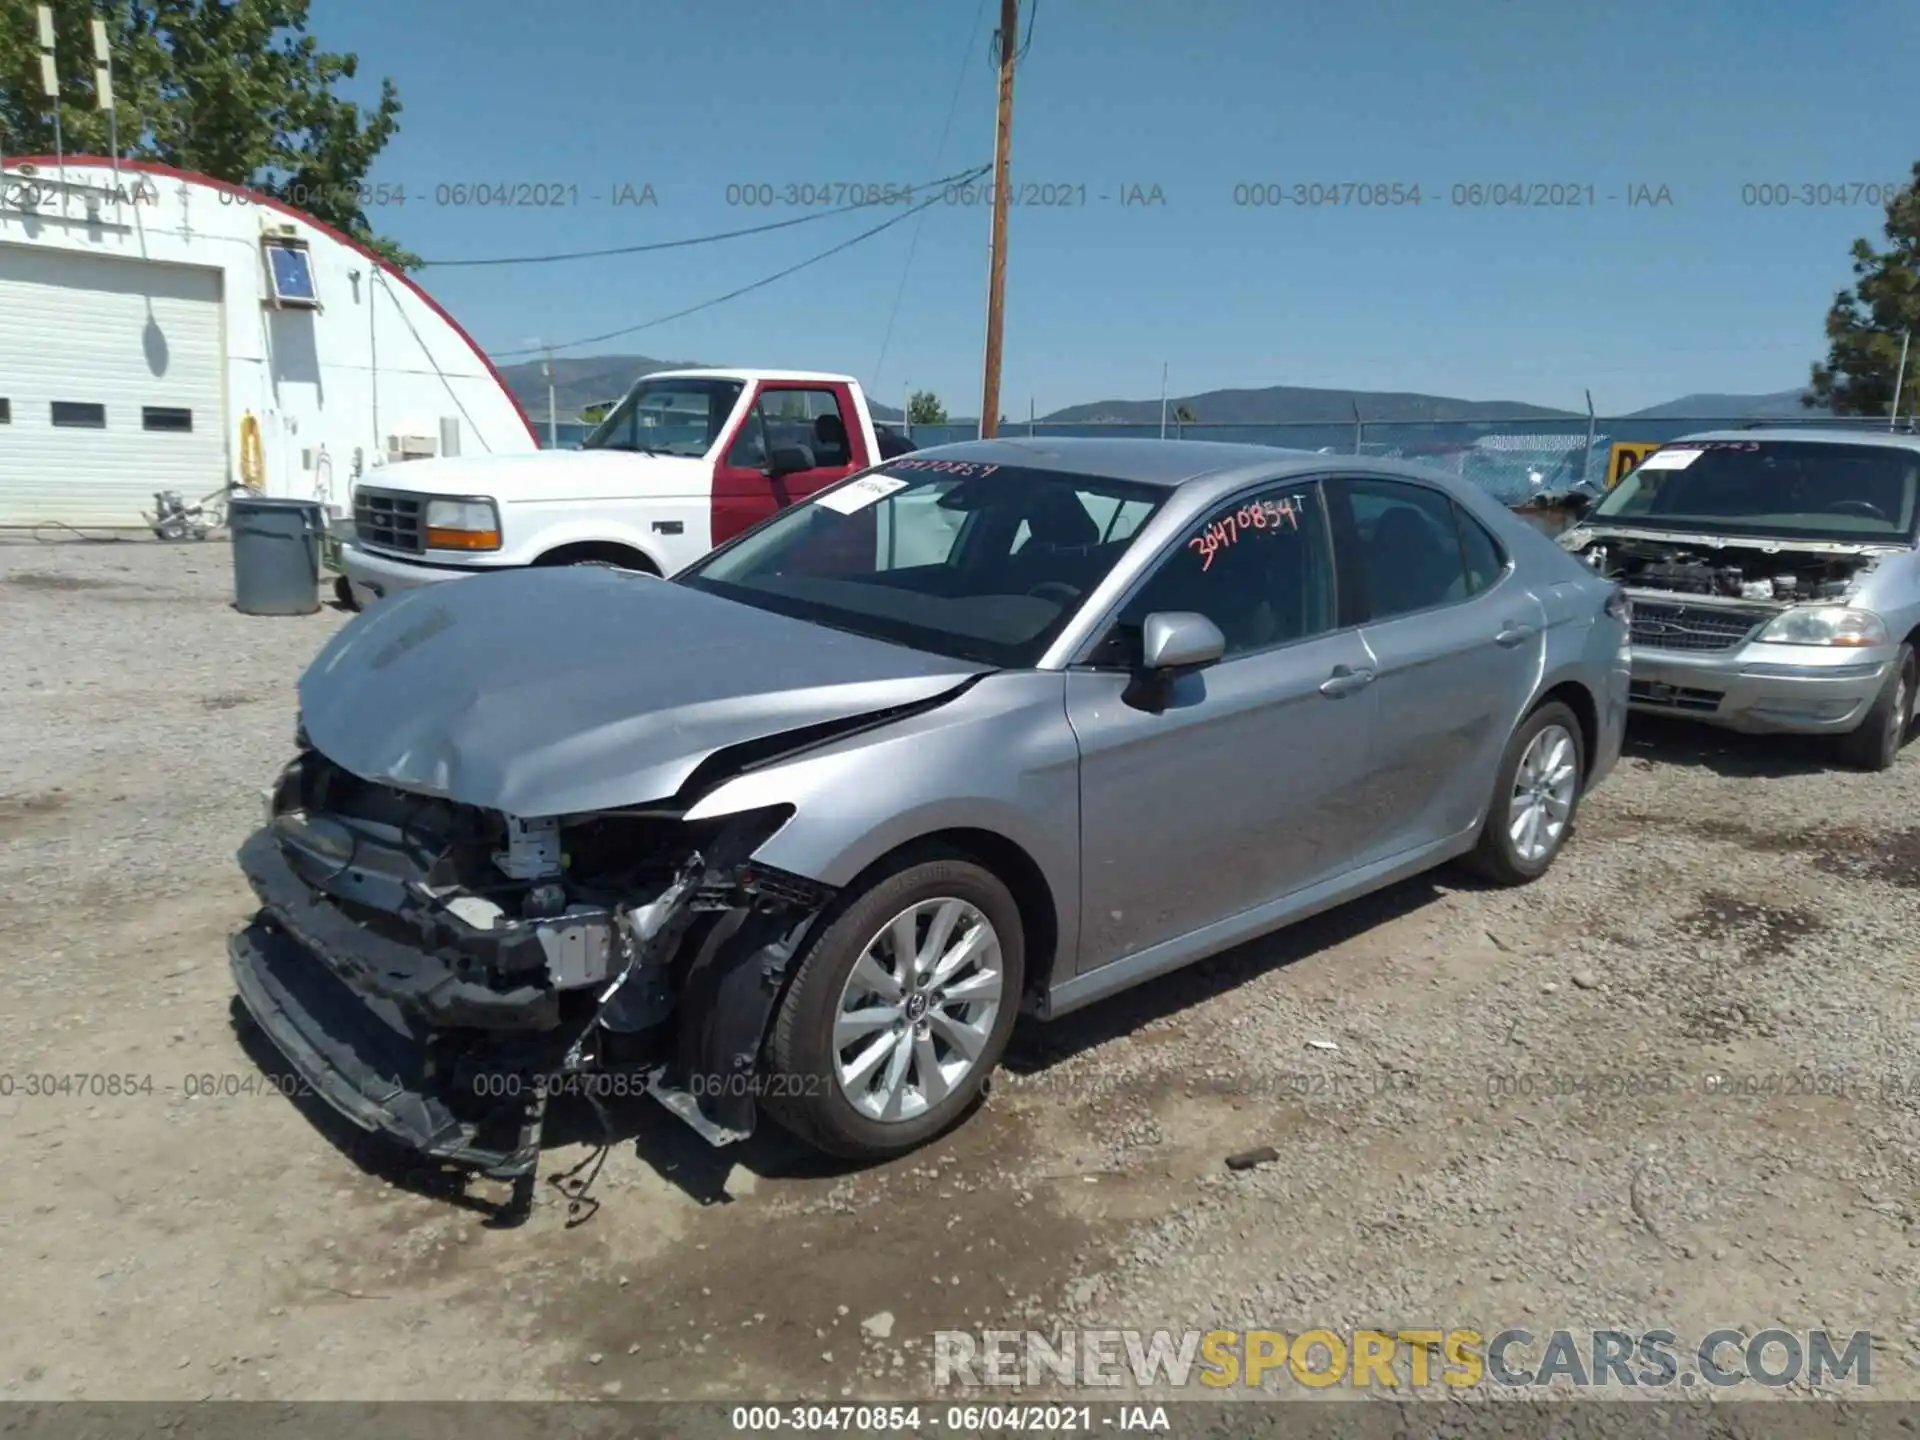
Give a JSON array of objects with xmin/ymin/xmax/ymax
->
[{"xmin": 341, "ymin": 369, "xmax": 902, "ymax": 604}]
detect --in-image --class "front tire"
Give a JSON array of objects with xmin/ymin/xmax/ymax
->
[
  {"xmin": 1462, "ymin": 700, "xmax": 1586, "ymax": 886},
  {"xmin": 762, "ymin": 853, "xmax": 1024, "ymax": 1160},
  {"xmin": 1835, "ymin": 642, "xmax": 1914, "ymax": 772}
]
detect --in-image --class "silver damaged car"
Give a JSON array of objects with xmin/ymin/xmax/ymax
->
[
  {"xmin": 1559, "ymin": 429, "xmax": 1920, "ymax": 769},
  {"xmin": 232, "ymin": 439, "xmax": 1629, "ymax": 1175}
]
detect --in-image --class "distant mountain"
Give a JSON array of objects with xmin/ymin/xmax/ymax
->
[
  {"xmin": 1623, "ymin": 389, "xmax": 1828, "ymax": 420},
  {"xmin": 493, "ymin": 353, "xmax": 904, "ymax": 423},
  {"xmin": 490, "ymin": 353, "xmax": 1826, "ymax": 433},
  {"xmin": 1039, "ymin": 386, "xmax": 1580, "ymax": 425}
]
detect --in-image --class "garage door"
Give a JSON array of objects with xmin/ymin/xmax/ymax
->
[{"xmin": 0, "ymin": 244, "xmax": 227, "ymax": 527}]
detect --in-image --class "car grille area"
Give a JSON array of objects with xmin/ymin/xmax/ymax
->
[
  {"xmin": 1628, "ymin": 679, "xmax": 1725, "ymax": 714},
  {"xmin": 353, "ymin": 488, "xmax": 425, "ymax": 554},
  {"xmin": 1629, "ymin": 600, "xmax": 1770, "ymax": 653}
]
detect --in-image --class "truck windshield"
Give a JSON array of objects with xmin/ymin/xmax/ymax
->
[
  {"xmin": 579, "ymin": 378, "xmax": 745, "ymax": 457},
  {"xmin": 1590, "ymin": 439, "xmax": 1920, "ymax": 542},
  {"xmin": 677, "ymin": 459, "xmax": 1165, "ymax": 667}
]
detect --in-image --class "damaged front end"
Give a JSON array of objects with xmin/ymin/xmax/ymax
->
[
  {"xmin": 229, "ymin": 746, "xmax": 834, "ymax": 1179},
  {"xmin": 1558, "ymin": 525, "xmax": 1883, "ymax": 605}
]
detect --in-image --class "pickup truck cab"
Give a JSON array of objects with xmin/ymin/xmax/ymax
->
[{"xmin": 342, "ymin": 369, "xmax": 906, "ymax": 605}]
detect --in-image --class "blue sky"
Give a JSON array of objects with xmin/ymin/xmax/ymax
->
[{"xmin": 315, "ymin": 0, "xmax": 1919, "ymax": 416}]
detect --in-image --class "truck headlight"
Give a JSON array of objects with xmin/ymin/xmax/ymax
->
[
  {"xmin": 424, "ymin": 497, "xmax": 501, "ymax": 551},
  {"xmin": 1756, "ymin": 606, "xmax": 1888, "ymax": 648}
]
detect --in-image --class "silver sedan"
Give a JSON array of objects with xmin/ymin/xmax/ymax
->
[{"xmin": 232, "ymin": 438, "xmax": 1629, "ymax": 1174}]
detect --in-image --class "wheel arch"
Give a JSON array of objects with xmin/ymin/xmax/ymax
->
[
  {"xmin": 1530, "ymin": 676, "xmax": 1599, "ymax": 786},
  {"xmin": 824, "ymin": 827, "xmax": 1061, "ymax": 1011},
  {"xmin": 532, "ymin": 539, "xmax": 662, "ymax": 574}
]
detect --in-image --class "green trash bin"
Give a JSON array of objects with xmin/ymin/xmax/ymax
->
[{"xmin": 229, "ymin": 495, "xmax": 325, "ymax": 616}]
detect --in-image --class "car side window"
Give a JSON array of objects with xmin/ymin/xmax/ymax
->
[
  {"xmin": 1090, "ymin": 482, "xmax": 1335, "ymax": 665},
  {"xmin": 725, "ymin": 406, "xmax": 770, "ymax": 468},
  {"xmin": 1454, "ymin": 504, "xmax": 1508, "ymax": 594},
  {"xmin": 728, "ymin": 387, "xmax": 852, "ymax": 471},
  {"xmin": 1333, "ymin": 478, "xmax": 1473, "ymax": 621}
]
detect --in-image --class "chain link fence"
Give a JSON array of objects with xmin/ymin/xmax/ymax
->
[{"xmin": 887, "ymin": 415, "xmax": 1913, "ymax": 505}]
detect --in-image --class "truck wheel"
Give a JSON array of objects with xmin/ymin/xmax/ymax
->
[
  {"xmin": 762, "ymin": 853, "xmax": 1023, "ymax": 1160},
  {"xmin": 1835, "ymin": 643, "xmax": 1914, "ymax": 772},
  {"xmin": 1461, "ymin": 700, "xmax": 1585, "ymax": 886}
]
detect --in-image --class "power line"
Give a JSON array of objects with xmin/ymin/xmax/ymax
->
[
  {"xmin": 871, "ymin": 0, "xmax": 992, "ymax": 398},
  {"xmin": 490, "ymin": 164, "xmax": 992, "ymax": 361},
  {"xmin": 418, "ymin": 164, "xmax": 988, "ymax": 269}
]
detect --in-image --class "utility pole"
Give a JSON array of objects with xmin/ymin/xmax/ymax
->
[
  {"xmin": 1892, "ymin": 329, "xmax": 1912, "ymax": 432},
  {"xmin": 543, "ymin": 343, "xmax": 557, "ymax": 447},
  {"xmin": 36, "ymin": 5, "xmax": 63, "ymax": 200},
  {"xmin": 978, "ymin": 0, "xmax": 1018, "ymax": 440},
  {"xmin": 1159, "ymin": 362, "xmax": 1169, "ymax": 438},
  {"xmin": 91, "ymin": 17, "xmax": 117, "ymax": 204}
]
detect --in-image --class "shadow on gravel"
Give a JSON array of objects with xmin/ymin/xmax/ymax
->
[
  {"xmin": 1004, "ymin": 873, "xmax": 1450, "ymax": 1076},
  {"xmin": 0, "ymin": 570, "xmax": 123, "ymax": 591},
  {"xmin": 1620, "ymin": 713, "xmax": 1849, "ymax": 777}
]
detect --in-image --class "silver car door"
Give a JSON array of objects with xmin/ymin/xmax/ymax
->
[
  {"xmin": 1064, "ymin": 479, "xmax": 1380, "ymax": 976},
  {"xmin": 1326, "ymin": 476, "xmax": 1547, "ymax": 862}
]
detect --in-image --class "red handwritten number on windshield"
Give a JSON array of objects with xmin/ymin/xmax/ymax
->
[{"xmin": 1188, "ymin": 495, "xmax": 1302, "ymax": 571}]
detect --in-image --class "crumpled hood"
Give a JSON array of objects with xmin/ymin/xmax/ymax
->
[{"xmin": 298, "ymin": 568, "xmax": 988, "ymax": 817}]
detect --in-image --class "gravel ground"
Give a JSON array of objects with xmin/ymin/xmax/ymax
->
[{"xmin": 1, "ymin": 537, "xmax": 1914, "ymax": 1405}]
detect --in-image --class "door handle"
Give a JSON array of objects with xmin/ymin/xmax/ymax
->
[
  {"xmin": 1319, "ymin": 665, "xmax": 1375, "ymax": 698},
  {"xmin": 1494, "ymin": 622, "xmax": 1537, "ymax": 647}
]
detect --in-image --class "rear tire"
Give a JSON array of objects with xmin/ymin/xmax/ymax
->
[
  {"xmin": 1461, "ymin": 700, "xmax": 1586, "ymax": 886},
  {"xmin": 1835, "ymin": 643, "xmax": 1914, "ymax": 772},
  {"xmin": 762, "ymin": 853, "xmax": 1024, "ymax": 1160}
]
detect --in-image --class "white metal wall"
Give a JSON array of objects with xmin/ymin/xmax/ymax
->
[{"xmin": 0, "ymin": 244, "xmax": 227, "ymax": 526}]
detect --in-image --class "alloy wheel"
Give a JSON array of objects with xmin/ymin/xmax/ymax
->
[
  {"xmin": 832, "ymin": 898, "xmax": 1005, "ymax": 1123},
  {"xmin": 1510, "ymin": 723, "xmax": 1579, "ymax": 864}
]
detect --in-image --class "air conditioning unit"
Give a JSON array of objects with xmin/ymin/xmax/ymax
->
[{"xmin": 386, "ymin": 434, "xmax": 437, "ymax": 461}]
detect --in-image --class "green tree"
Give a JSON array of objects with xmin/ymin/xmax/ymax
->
[
  {"xmin": 906, "ymin": 390, "xmax": 948, "ymax": 426},
  {"xmin": 1808, "ymin": 161, "xmax": 1920, "ymax": 418},
  {"xmin": 0, "ymin": 0, "xmax": 418, "ymax": 270},
  {"xmin": 1173, "ymin": 404, "xmax": 1198, "ymax": 425}
]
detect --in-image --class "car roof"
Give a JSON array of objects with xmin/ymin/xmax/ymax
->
[
  {"xmin": 1671, "ymin": 427, "xmax": 1920, "ymax": 453},
  {"xmin": 644, "ymin": 368, "xmax": 860, "ymax": 386},
  {"xmin": 894, "ymin": 436, "xmax": 1338, "ymax": 489}
]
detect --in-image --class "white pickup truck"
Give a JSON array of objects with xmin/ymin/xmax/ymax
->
[{"xmin": 340, "ymin": 369, "xmax": 914, "ymax": 607}]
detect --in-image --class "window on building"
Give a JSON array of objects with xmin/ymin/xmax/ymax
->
[
  {"xmin": 51, "ymin": 402, "xmax": 106, "ymax": 429},
  {"xmin": 0, "ymin": 398, "xmax": 10, "ymax": 424},
  {"xmin": 142, "ymin": 406, "xmax": 194, "ymax": 433}
]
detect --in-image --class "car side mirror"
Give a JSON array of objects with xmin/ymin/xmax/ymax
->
[
  {"xmin": 1140, "ymin": 611, "xmax": 1225, "ymax": 672},
  {"xmin": 767, "ymin": 444, "xmax": 815, "ymax": 478}
]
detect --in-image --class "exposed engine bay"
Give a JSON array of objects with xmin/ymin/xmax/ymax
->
[
  {"xmin": 1560, "ymin": 530, "xmax": 1878, "ymax": 604},
  {"xmin": 231, "ymin": 744, "xmax": 836, "ymax": 1186}
]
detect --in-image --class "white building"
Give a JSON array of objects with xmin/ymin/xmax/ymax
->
[{"xmin": 0, "ymin": 156, "xmax": 536, "ymax": 527}]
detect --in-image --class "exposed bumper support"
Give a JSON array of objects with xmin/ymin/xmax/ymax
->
[
  {"xmin": 228, "ymin": 810, "xmax": 834, "ymax": 1180},
  {"xmin": 229, "ymin": 919, "xmax": 556, "ymax": 1176}
]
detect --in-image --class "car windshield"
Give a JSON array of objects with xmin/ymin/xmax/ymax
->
[
  {"xmin": 676, "ymin": 458, "xmax": 1166, "ymax": 667},
  {"xmin": 1589, "ymin": 439, "xmax": 1920, "ymax": 541},
  {"xmin": 579, "ymin": 377, "xmax": 745, "ymax": 457}
]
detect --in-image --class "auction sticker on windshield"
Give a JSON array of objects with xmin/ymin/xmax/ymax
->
[
  {"xmin": 815, "ymin": 474, "xmax": 910, "ymax": 514},
  {"xmin": 1635, "ymin": 447, "xmax": 1704, "ymax": 471}
]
